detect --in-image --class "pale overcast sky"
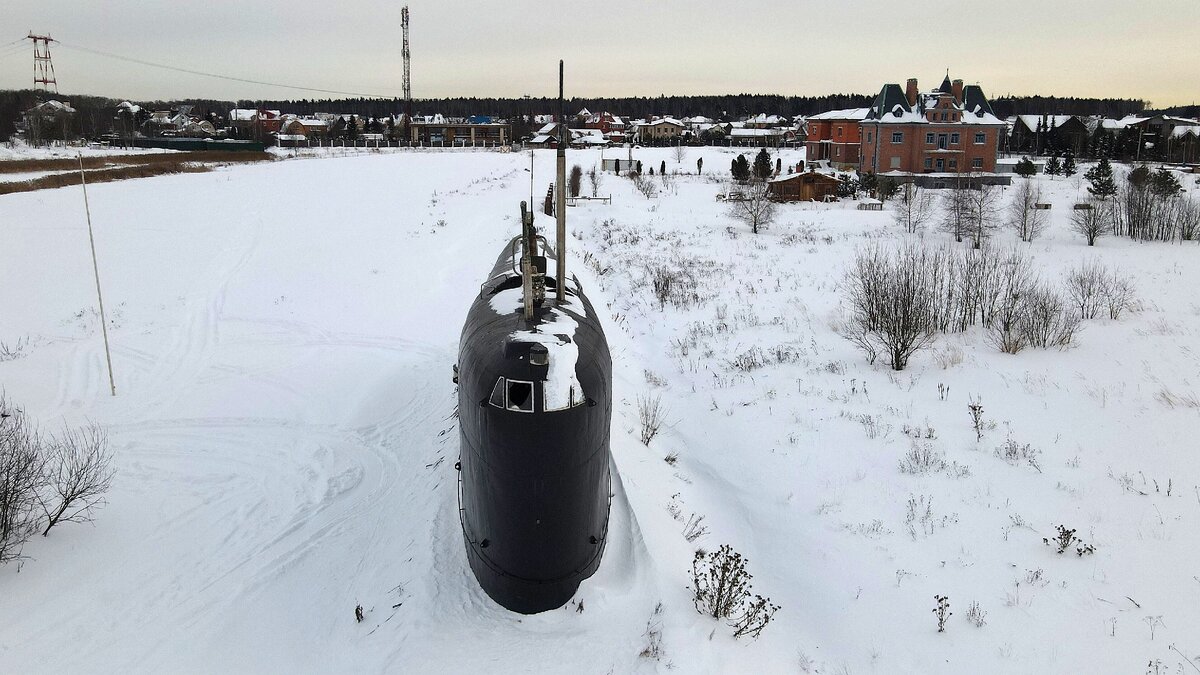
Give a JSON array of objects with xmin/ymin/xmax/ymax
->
[{"xmin": 2, "ymin": 0, "xmax": 1197, "ymax": 107}]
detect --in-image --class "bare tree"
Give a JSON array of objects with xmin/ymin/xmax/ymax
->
[
  {"xmin": 587, "ymin": 166, "xmax": 602, "ymax": 198},
  {"xmin": 1178, "ymin": 196, "xmax": 1200, "ymax": 241},
  {"xmin": 843, "ymin": 243, "xmax": 940, "ymax": 370},
  {"xmin": 0, "ymin": 398, "xmax": 44, "ymax": 563},
  {"xmin": 940, "ymin": 181, "xmax": 972, "ymax": 243},
  {"xmin": 1007, "ymin": 177, "xmax": 1048, "ymax": 242},
  {"xmin": 729, "ymin": 180, "xmax": 776, "ymax": 234},
  {"xmin": 1070, "ymin": 198, "xmax": 1114, "ymax": 246},
  {"xmin": 964, "ymin": 181, "xmax": 1004, "ymax": 249},
  {"xmin": 40, "ymin": 424, "xmax": 114, "ymax": 536},
  {"xmin": 672, "ymin": 142, "xmax": 687, "ymax": 164},
  {"xmin": 893, "ymin": 182, "xmax": 935, "ymax": 233}
]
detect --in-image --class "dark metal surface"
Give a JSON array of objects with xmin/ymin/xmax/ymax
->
[{"xmin": 457, "ymin": 244, "xmax": 612, "ymax": 614}]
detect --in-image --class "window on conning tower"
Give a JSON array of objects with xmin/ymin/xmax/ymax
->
[{"xmin": 507, "ymin": 380, "xmax": 534, "ymax": 412}]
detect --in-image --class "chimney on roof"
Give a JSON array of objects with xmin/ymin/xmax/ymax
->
[
  {"xmin": 905, "ymin": 78, "xmax": 919, "ymax": 108},
  {"xmin": 952, "ymin": 79, "xmax": 964, "ymax": 104}
]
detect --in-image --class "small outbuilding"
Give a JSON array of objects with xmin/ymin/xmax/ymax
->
[{"xmin": 767, "ymin": 171, "xmax": 841, "ymax": 202}]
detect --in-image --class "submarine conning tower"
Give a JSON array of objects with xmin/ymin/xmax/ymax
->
[{"xmin": 455, "ymin": 194, "xmax": 613, "ymax": 614}]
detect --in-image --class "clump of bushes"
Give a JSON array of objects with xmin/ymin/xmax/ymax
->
[
  {"xmin": 0, "ymin": 396, "xmax": 114, "ymax": 565},
  {"xmin": 691, "ymin": 544, "xmax": 779, "ymax": 639},
  {"xmin": 842, "ymin": 243, "xmax": 1132, "ymax": 368}
]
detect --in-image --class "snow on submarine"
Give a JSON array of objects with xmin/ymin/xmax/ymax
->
[{"xmin": 455, "ymin": 63, "xmax": 612, "ymax": 614}]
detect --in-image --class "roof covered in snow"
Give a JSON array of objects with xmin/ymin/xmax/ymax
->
[
  {"xmin": 807, "ymin": 107, "xmax": 870, "ymax": 121},
  {"xmin": 864, "ymin": 79, "xmax": 1003, "ymax": 126}
]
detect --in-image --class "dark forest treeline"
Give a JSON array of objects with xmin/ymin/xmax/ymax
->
[{"xmin": 0, "ymin": 88, "xmax": 1167, "ymax": 141}]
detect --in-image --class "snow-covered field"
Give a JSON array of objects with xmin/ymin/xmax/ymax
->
[{"xmin": 1, "ymin": 146, "xmax": 1199, "ymax": 674}]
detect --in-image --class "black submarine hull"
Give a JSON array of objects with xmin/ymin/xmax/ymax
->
[{"xmin": 457, "ymin": 244, "xmax": 612, "ymax": 614}]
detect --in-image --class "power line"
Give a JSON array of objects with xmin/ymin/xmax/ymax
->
[{"xmin": 56, "ymin": 41, "xmax": 401, "ymax": 99}]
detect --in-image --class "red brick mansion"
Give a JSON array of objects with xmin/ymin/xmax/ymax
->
[{"xmin": 859, "ymin": 73, "xmax": 1006, "ymax": 183}]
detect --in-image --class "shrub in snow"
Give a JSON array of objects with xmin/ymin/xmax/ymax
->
[
  {"xmin": 932, "ymin": 595, "xmax": 952, "ymax": 633},
  {"xmin": 638, "ymin": 602, "xmax": 664, "ymax": 659},
  {"xmin": 40, "ymin": 424, "xmax": 114, "ymax": 536},
  {"xmin": 637, "ymin": 394, "xmax": 667, "ymax": 446},
  {"xmin": 691, "ymin": 545, "xmax": 779, "ymax": 639},
  {"xmin": 1043, "ymin": 524, "xmax": 1095, "ymax": 556},
  {"xmin": 965, "ymin": 601, "xmax": 987, "ymax": 628},
  {"xmin": 988, "ymin": 283, "xmax": 1079, "ymax": 353},
  {"xmin": 1065, "ymin": 261, "xmax": 1136, "ymax": 320},
  {"xmin": 0, "ymin": 400, "xmax": 42, "ymax": 564},
  {"xmin": 898, "ymin": 441, "xmax": 948, "ymax": 475},
  {"xmin": 1070, "ymin": 197, "xmax": 1115, "ymax": 246},
  {"xmin": 727, "ymin": 180, "xmax": 775, "ymax": 234},
  {"xmin": 842, "ymin": 243, "xmax": 939, "ymax": 371},
  {"xmin": 995, "ymin": 437, "xmax": 1043, "ymax": 473},
  {"xmin": 631, "ymin": 173, "xmax": 658, "ymax": 199},
  {"xmin": 0, "ymin": 396, "xmax": 114, "ymax": 564},
  {"xmin": 1115, "ymin": 166, "xmax": 1189, "ymax": 241},
  {"xmin": 967, "ymin": 398, "xmax": 986, "ymax": 442}
]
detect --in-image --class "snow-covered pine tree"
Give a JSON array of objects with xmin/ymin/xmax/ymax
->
[
  {"xmin": 752, "ymin": 149, "xmax": 772, "ymax": 181},
  {"xmin": 1085, "ymin": 157, "xmax": 1117, "ymax": 198},
  {"xmin": 1062, "ymin": 151, "xmax": 1077, "ymax": 177},
  {"xmin": 731, "ymin": 154, "xmax": 750, "ymax": 182}
]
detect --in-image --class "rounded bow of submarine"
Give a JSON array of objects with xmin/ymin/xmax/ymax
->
[{"xmin": 456, "ymin": 236, "xmax": 613, "ymax": 614}]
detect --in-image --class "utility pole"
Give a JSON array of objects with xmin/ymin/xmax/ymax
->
[{"xmin": 78, "ymin": 156, "xmax": 116, "ymax": 397}]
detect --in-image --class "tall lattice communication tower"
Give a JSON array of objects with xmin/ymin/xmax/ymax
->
[
  {"xmin": 28, "ymin": 32, "xmax": 58, "ymax": 94},
  {"xmin": 402, "ymin": 6, "xmax": 412, "ymax": 124}
]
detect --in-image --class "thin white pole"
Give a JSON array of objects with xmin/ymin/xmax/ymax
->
[{"xmin": 77, "ymin": 155, "xmax": 116, "ymax": 396}]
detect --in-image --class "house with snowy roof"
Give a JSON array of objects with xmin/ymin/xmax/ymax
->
[
  {"xmin": 805, "ymin": 107, "xmax": 870, "ymax": 169},
  {"xmin": 1007, "ymin": 114, "xmax": 1090, "ymax": 156},
  {"xmin": 630, "ymin": 117, "xmax": 684, "ymax": 143},
  {"xmin": 580, "ymin": 111, "xmax": 627, "ymax": 142},
  {"xmin": 1126, "ymin": 115, "xmax": 1200, "ymax": 162},
  {"xmin": 22, "ymin": 99, "xmax": 77, "ymax": 142},
  {"xmin": 743, "ymin": 113, "xmax": 787, "ymax": 129},
  {"xmin": 729, "ymin": 127, "xmax": 796, "ymax": 147},
  {"xmin": 859, "ymin": 73, "xmax": 1007, "ymax": 185},
  {"xmin": 228, "ymin": 108, "xmax": 282, "ymax": 139},
  {"xmin": 279, "ymin": 116, "xmax": 331, "ymax": 139}
]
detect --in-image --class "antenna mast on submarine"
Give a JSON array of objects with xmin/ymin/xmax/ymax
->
[{"xmin": 555, "ymin": 60, "xmax": 567, "ymax": 304}]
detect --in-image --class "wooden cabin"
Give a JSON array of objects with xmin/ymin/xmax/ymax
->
[{"xmin": 766, "ymin": 171, "xmax": 841, "ymax": 202}]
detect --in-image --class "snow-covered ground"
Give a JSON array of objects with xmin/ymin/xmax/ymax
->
[{"xmin": 1, "ymin": 147, "xmax": 1198, "ymax": 674}]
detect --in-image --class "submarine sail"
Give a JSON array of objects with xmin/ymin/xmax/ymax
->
[{"xmin": 456, "ymin": 200, "xmax": 613, "ymax": 614}]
